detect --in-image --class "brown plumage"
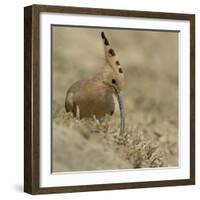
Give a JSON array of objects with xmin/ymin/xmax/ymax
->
[{"xmin": 65, "ymin": 32, "xmax": 125, "ymax": 133}]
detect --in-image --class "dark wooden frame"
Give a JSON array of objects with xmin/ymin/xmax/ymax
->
[{"xmin": 24, "ymin": 4, "xmax": 195, "ymax": 195}]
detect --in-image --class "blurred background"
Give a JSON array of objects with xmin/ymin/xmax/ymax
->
[{"xmin": 52, "ymin": 26, "xmax": 178, "ymax": 172}]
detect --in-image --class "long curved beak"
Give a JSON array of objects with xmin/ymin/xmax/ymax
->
[{"xmin": 114, "ymin": 91, "xmax": 125, "ymax": 134}]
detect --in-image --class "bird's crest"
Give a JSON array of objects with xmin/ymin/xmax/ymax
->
[{"xmin": 101, "ymin": 32, "xmax": 123, "ymax": 75}]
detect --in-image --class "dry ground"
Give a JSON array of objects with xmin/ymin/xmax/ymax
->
[{"xmin": 52, "ymin": 27, "xmax": 178, "ymax": 172}]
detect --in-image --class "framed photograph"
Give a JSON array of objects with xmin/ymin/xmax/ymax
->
[{"xmin": 24, "ymin": 4, "xmax": 195, "ymax": 194}]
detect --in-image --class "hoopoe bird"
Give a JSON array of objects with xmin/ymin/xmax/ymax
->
[{"xmin": 65, "ymin": 32, "xmax": 125, "ymax": 134}]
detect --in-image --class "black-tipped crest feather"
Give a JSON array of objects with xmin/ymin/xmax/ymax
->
[{"xmin": 101, "ymin": 32, "xmax": 109, "ymax": 45}]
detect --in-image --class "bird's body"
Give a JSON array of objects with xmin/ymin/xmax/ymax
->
[
  {"xmin": 65, "ymin": 32, "xmax": 125, "ymax": 133},
  {"xmin": 65, "ymin": 77, "xmax": 115, "ymax": 118}
]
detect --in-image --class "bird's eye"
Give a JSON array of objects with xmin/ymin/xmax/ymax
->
[{"xmin": 112, "ymin": 79, "xmax": 116, "ymax": 84}]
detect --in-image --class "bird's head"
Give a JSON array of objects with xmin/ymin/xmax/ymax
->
[{"xmin": 101, "ymin": 32, "xmax": 125, "ymax": 134}]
